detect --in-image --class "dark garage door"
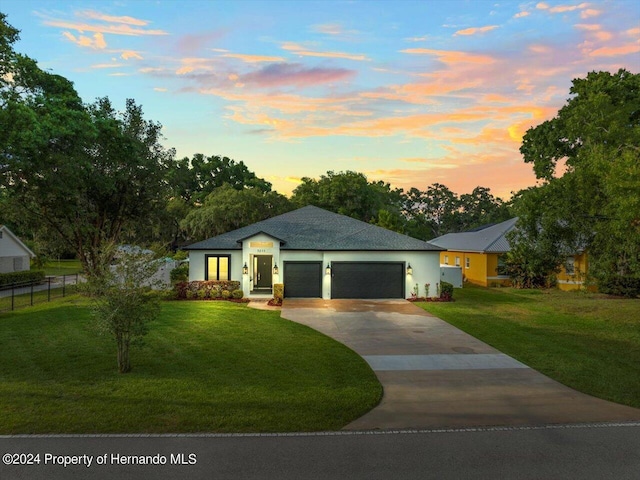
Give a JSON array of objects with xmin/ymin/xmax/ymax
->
[
  {"xmin": 283, "ymin": 262, "xmax": 322, "ymax": 298},
  {"xmin": 331, "ymin": 262, "xmax": 404, "ymax": 299}
]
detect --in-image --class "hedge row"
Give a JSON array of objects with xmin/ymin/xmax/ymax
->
[
  {"xmin": 0, "ymin": 270, "xmax": 46, "ymax": 288},
  {"xmin": 174, "ymin": 281, "xmax": 243, "ymax": 300}
]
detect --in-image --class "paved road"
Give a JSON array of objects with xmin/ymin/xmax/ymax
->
[
  {"xmin": 1, "ymin": 423, "xmax": 639, "ymax": 479},
  {"xmin": 281, "ymin": 299, "xmax": 640, "ymax": 429}
]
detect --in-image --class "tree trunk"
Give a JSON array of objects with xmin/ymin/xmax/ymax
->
[{"xmin": 117, "ymin": 336, "xmax": 131, "ymax": 373}]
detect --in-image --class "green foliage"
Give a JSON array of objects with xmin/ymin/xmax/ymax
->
[
  {"xmin": 403, "ymin": 184, "xmax": 510, "ymax": 240},
  {"xmin": 172, "ymin": 250, "xmax": 188, "ymax": 261},
  {"xmin": 373, "ymin": 209, "xmax": 404, "ymax": 233},
  {"xmin": 169, "ymin": 153, "xmax": 272, "ymax": 205},
  {"xmin": 221, "ymin": 289, "xmax": 231, "ymax": 299},
  {"xmin": 170, "ymin": 263, "xmax": 189, "ymax": 284},
  {"xmin": 174, "ymin": 280, "xmax": 241, "ymax": 300},
  {"xmin": 515, "ymin": 69, "xmax": 640, "ymax": 291},
  {"xmin": 439, "ymin": 281, "xmax": 453, "ymax": 301},
  {"xmin": 87, "ymin": 249, "xmax": 162, "ymax": 373},
  {"xmin": 0, "ymin": 270, "xmax": 45, "ymax": 287},
  {"xmin": 231, "ymin": 289, "xmax": 244, "ymax": 299},
  {"xmin": 597, "ymin": 276, "xmax": 640, "ymax": 298},
  {"xmin": 1, "ymin": 16, "xmax": 174, "ymax": 279},
  {"xmin": 291, "ymin": 171, "xmax": 404, "ymax": 224},
  {"xmin": 273, "ymin": 283, "xmax": 284, "ymax": 304},
  {"xmin": 181, "ymin": 184, "xmax": 292, "ymax": 239}
]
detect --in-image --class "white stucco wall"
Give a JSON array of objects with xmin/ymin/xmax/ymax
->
[
  {"xmin": 188, "ymin": 250, "xmax": 243, "ymax": 284},
  {"xmin": 278, "ymin": 250, "xmax": 441, "ymax": 299},
  {"xmin": 189, "ymin": 243, "xmax": 442, "ymax": 299}
]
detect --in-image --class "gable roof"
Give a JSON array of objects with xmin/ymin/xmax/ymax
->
[
  {"xmin": 185, "ymin": 205, "xmax": 443, "ymax": 252},
  {"xmin": 0, "ymin": 225, "xmax": 36, "ymax": 258},
  {"xmin": 429, "ymin": 217, "xmax": 518, "ymax": 253}
]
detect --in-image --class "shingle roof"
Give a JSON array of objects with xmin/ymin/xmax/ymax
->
[
  {"xmin": 185, "ymin": 205, "xmax": 443, "ymax": 251},
  {"xmin": 0, "ymin": 225, "xmax": 36, "ymax": 257},
  {"xmin": 429, "ymin": 217, "xmax": 518, "ymax": 253}
]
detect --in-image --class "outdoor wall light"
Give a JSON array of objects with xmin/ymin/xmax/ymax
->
[
  {"xmin": 406, "ymin": 263, "xmax": 413, "ymax": 275},
  {"xmin": 242, "ymin": 263, "xmax": 249, "ymax": 275},
  {"xmin": 273, "ymin": 265, "xmax": 279, "ymax": 275},
  {"xmin": 325, "ymin": 264, "xmax": 331, "ymax": 275}
]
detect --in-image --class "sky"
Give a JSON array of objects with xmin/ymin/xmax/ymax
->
[{"xmin": 2, "ymin": 1, "xmax": 639, "ymax": 199}]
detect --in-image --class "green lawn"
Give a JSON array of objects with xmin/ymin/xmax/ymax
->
[
  {"xmin": 0, "ymin": 297, "xmax": 381, "ymax": 434},
  {"xmin": 417, "ymin": 285, "xmax": 640, "ymax": 408},
  {"xmin": 41, "ymin": 259, "xmax": 83, "ymax": 276}
]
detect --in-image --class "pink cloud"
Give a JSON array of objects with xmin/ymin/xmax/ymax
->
[
  {"xmin": 62, "ymin": 31, "xmax": 107, "ymax": 49},
  {"xmin": 513, "ymin": 11, "xmax": 530, "ymax": 18},
  {"xmin": 401, "ymin": 48, "xmax": 496, "ymax": 64},
  {"xmin": 222, "ymin": 53, "xmax": 286, "ymax": 63},
  {"xmin": 239, "ymin": 63, "xmax": 356, "ymax": 88},
  {"xmin": 78, "ymin": 10, "xmax": 149, "ymax": 26},
  {"xmin": 589, "ymin": 43, "xmax": 640, "ymax": 57},
  {"xmin": 120, "ymin": 50, "xmax": 143, "ymax": 60},
  {"xmin": 454, "ymin": 25, "xmax": 499, "ymax": 36},
  {"xmin": 44, "ymin": 19, "xmax": 167, "ymax": 36},
  {"xmin": 176, "ymin": 32, "xmax": 226, "ymax": 54},
  {"xmin": 282, "ymin": 42, "xmax": 369, "ymax": 61}
]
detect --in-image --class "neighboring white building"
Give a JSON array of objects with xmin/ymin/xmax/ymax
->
[
  {"xmin": 0, "ymin": 225, "xmax": 35, "ymax": 274},
  {"xmin": 184, "ymin": 206, "xmax": 444, "ymax": 299}
]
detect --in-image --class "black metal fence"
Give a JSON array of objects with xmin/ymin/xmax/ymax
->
[{"xmin": 0, "ymin": 274, "xmax": 81, "ymax": 313}]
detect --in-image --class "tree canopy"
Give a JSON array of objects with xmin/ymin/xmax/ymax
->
[
  {"xmin": 513, "ymin": 69, "xmax": 640, "ymax": 295},
  {"xmin": 1, "ymin": 15, "xmax": 174, "ymax": 277}
]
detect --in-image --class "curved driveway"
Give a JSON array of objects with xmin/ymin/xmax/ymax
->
[{"xmin": 281, "ymin": 299, "xmax": 640, "ymax": 430}]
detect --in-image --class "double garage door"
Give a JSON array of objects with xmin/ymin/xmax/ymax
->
[{"xmin": 283, "ymin": 261, "xmax": 404, "ymax": 299}]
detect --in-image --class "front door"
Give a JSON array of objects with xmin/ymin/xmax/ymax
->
[{"xmin": 255, "ymin": 255, "xmax": 273, "ymax": 290}]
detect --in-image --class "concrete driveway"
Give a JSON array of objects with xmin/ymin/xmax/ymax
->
[{"xmin": 281, "ymin": 299, "xmax": 640, "ymax": 430}]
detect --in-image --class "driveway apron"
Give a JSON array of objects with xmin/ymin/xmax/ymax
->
[{"xmin": 280, "ymin": 299, "xmax": 640, "ymax": 430}]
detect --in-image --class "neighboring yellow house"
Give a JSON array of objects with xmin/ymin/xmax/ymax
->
[
  {"xmin": 557, "ymin": 252, "xmax": 590, "ymax": 291},
  {"xmin": 430, "ymin": 218, "xmax": 590, "ymax": 290},
  {"xmin": 430, "ymin": 218, "xmax": 517, "ymax": 287}
]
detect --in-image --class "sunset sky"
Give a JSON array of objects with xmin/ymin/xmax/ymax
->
[{"xmin": 3, "ymin": 1, "xmax": 639, "ymax": 199}]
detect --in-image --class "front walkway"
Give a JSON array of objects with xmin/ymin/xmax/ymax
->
[{"xmin": 281, "ymin": 299, "xmax": 640, "ymax": 430}]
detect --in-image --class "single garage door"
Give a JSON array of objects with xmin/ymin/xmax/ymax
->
[
  {"xmin": 283, "ymin": 261, "xmax": 322, "ymax": 298},
  {"xmin": 331, "ymin": 262, "xmax": 404, "ymax": 299}
]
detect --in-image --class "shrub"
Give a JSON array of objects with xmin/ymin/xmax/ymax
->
[
  {"xmin": 273, "ymin": 283, "xmax": 284, "ymax": 304},
  {"xmin": 0, "ymin": 270, "xmax": 46, "ymax": 288},
  {"xmin": 173, "ymin": 280, "xmax": 240, "ymax": 300},
  {"xmin": 170, "ymin": 264, "xmax": 189, "ymax": 284},
  {"xmin": 221, "ymin": 289, "xmax": 231, "ymax": 299},
  {"xmin": 172, "ymin": 250, "xmax": 188, "ymax": 261},
  {"xmin": 598, "ymin": 275, "xmax": 640, "ymax": 298},
  {"xmin": 440, "ymin": 281, "xmax": 454, "ymax": 301},
  {"xmin": 232, "ymin": 289, "xmax": 244, "ymax": 299}
]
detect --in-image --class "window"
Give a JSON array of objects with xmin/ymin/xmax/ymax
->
[
  {"xmin": 455, "ymin": 256, "xmax": 460, "ymax": 267},
  {"xmin": 465, "ymin": 257, "xmax": 470, "ymax": 269},
  {"xmin": 565, "ymin": 256, "xmax": 575, "ymax": 275},
  {"xmin": 444, "ymin": 255, "xmax": 449, "ymax": 265},
  {"xmin": 206, "ymin": 255, "xmax": 230, "ymax": 281}
]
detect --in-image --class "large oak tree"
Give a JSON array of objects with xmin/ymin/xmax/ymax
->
[
  {"xmin": 1, "ymin": 15, "xmax": 174, "ymax": 278},
  {"xmin": 514, "ymin": 69, "xmax": 640, "ymax": 295}
]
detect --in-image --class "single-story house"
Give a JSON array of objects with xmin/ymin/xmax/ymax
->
[
  {"xmin": 0, "ymin": 225, "xmax": 35, "ymax": 274},
  {"xmin": 429, "ymin": 218, "xmax": 588, "ymax": 290},
  {"xmin": 184, "ymin": 205, "xmax": 444, "ymax": 299}
]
